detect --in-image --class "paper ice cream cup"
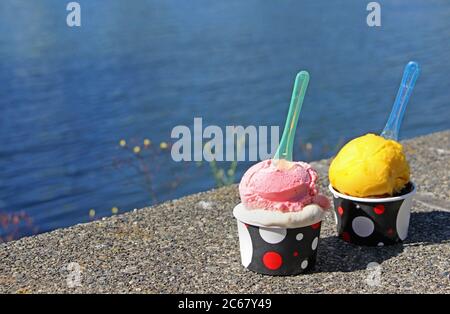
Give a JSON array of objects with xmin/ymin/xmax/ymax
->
[
  {"xmin": 328, "ymin": 182, "xmax": 416, "ymax": 246},
  {"xmin": 233, "ymin": 203, "xmax": 322, "ymax": 275}
]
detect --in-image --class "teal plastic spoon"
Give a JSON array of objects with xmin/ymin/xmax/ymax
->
[
  {"xmin": 381, "ymin": 61, "xmax": 420, "ymax": 141},
  {"xmin": 273, "ymin": 71, "xmax": 310, "ymax": 161}
]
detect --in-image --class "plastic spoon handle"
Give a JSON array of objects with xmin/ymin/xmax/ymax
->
[
  {"xmin": 274, "ymin": 71, "xmax": 310, "ymax": 161},
  {"xmin": 381, "ymin": 61, "xmax": 420, "ymax": 140}
]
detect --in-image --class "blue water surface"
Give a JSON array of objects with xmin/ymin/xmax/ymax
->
[{"xmin": 0, "ymin": 0, "xmax": 449, "ymax": 240}]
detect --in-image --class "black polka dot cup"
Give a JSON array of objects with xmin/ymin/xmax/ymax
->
[
  {"xmin": 329, "ymin": 182, "xmax": 416, "ymax": 246},
  {"xmin": 233, "ymin": 205, "xmax": 322, "ymax": 276}
]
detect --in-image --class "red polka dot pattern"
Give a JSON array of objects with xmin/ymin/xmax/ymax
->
[
  {"xmin": 374, "ymin": 204, "xmax": 385, "ymax": 215},
  {"xmin": 240, "ymin": 222, "xmax": 322, "ymax": 275},
  {"xmin": 342, "ymin": 232, "xmax": 351, "ymax": 242},
  {"xmin": 311, "ymin": 222, "xmax": 321, "ymax": 229},
  {"xmin": 262, "ymin": 251, "xmax": 283, "ymax": 270},
  {"xmin": 331, "ymin": 183, "xmax": 415, "ymax": 246}
]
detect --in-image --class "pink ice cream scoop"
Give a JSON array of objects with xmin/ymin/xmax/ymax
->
[{"xmin": 239, "ymin": 159, "xmax": 330, "ymax": 212}]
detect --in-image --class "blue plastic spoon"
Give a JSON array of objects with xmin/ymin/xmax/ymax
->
[{"xmin": 381, "ymin": 61, "xmax": 420, "ymax": 141}]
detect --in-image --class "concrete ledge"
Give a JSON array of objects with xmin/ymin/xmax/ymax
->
[{"xmin": 0, "ymin": 131, "xmax": 449, "ymax": 293}]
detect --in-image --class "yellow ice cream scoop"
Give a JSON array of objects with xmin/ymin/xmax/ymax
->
[{"xmin": 329, "ymin": 133, "xmax": 410, "ymax": 197}]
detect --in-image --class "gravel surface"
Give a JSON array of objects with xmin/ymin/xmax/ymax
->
[{"xmin": 0, "ymin": 130, "xmax": 449, "ymax": 293}]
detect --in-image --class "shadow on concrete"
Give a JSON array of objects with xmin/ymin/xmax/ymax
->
[
  {"xmin": 405, "ymin": 210, "xmax": 450, "ymax": 245},
  {"xmin": 315, "ymin": 237, "xmax": 404, "ymax": 273},
  {"xmin": 315, "ymin": 211, "xmax": 450, "ymax": 273}
]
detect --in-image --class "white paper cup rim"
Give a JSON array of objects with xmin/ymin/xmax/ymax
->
[
  {"xmin": 233, "ymin": 203, "xmax": 323, "ymax": 229},
  {"xmin": 328, "ymin": 182, "xmax": 416, "ymax": 203}
]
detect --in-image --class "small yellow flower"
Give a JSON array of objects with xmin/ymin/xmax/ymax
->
[
  {"xmin": 143, "ymin": 139, "xmax": 151, "ymax": 147},
  {"xmin": 89, "ymin": 209, "xmax": 95, "ymax": 218},
  {"xmin": 133, "ymin": 146, "xmax": 141, "ymax": 154},
  {"xmin": 159, "ymin": 142, "xmax": 168, "ymax": 149},
  {"xmin": 111, "ymin": 207, "xmax": 119, "ymax": 214},
  {"xmin": 119, "ymin": 139, "xmax": 126, "ymax": 147}
]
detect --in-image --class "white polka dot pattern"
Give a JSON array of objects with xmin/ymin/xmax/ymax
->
[
  {"xmin": 352, "ymin": 216, "xmax": 375, "ymax": 237},
  {"xmin": 396, "ymin": 197, "xmax": 412, "ymax": 240},
  {"xmin": 311, "ymin": 237, "xmax": 318, "ymax": 250},
  {"xmin": 259, "ymin": 227, "xmax": 287, "ymax": 244},
  {"xmin": 237, "ymin": 221, "xmax": 252, "ymax": 267},
  {"xmin": 301, "ymin": 260, "xmax": 308, "ymax": 269}
]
